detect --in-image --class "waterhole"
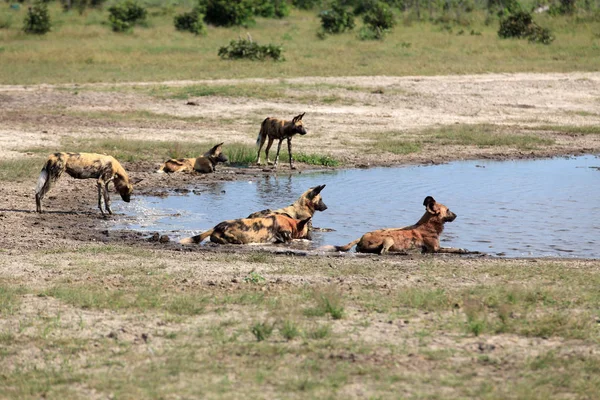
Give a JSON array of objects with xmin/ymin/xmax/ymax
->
[{"xmin": 110, "ymin": 155, "xmax": 600, "ymax": 258}]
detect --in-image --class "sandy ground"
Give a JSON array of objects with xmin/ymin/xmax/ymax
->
[{"xmin": 1, "ymin": 72, "xmax": 599, "ymax": 253}]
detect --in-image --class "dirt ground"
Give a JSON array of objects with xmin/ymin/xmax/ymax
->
[{"xmin": 1, "ymin": 72, "xmax": 600, "ymax": 254}]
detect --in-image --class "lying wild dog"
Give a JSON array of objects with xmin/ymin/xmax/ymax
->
[
  {"xmin": 256, "ymin": 112, "xmax": 306, "ymax": 169},
  {"xmin": 180, "ymin": 215, "xmax": 311, "ymax": 245},
  {"xmin": 157, "ymin": 143, "xmax": 227, "ymax": 173},
  {"xmin": 333, "ymin": 196, "xmax": 467, "ymax": 254},
  {"xmin": 247, "ymin": 185, "xmax": 327, "ymax": 222},
  {"xmin": 35, "ymin": 152, "xmax": 134, "ymax": 215}
]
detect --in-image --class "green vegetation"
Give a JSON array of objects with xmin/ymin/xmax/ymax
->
[
  {"xmin": 218, "ymin": 37, "xmax": 284, "ymax": 61},
  {"xmin": 426, "ymin": 124, "xmax": 555, "ymax": 149},
  {"xmin": 2, "ymin": 247, "xmax": 599, "ymax": 398},
  {"xmin": 23, "ymin": 1, "xmax": 51, "ymax": 35},
  {"xmin": 1, "ymin": 4, "xmax": 599, "ymax": 84},
  {"xmin": 0, "ymin": 157, "xmax": 45, "ymax": 182}
]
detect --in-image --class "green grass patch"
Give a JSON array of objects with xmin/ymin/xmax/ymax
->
[
  {"xmin": 0, "ymin": 157, "xmax": 45, "ymax": 182},
  {"xmin": 42, "ymin": 285, "xmax": 209, "ymax": 315},
  {"xmin": 61, "ymin": 109, "xmax": 203, "ymax": 123},
  {"xmin": 0, "ymin": 284, "xmax": 25, "ymax": 315},
  {"xmin": 525, "ymin": 125, "xmax": 600, "ymax": 135},
  {"xmin": 371, "ymin": 139, "xmax": 422, "ymax": 155},
  {"xmin": 427, "ymin": 124, "xmax": 555, "ymax": 149}
]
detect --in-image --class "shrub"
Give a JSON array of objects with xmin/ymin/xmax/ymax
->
[
  {"xmin": 253, "ymin": 0, "xmax": 290, "ymax": 18},
  {"xmin": 292, "ymin": 0, "xmax": 322, "ymax": 9},
  {"xmin": 358, "ymin": 25, "xmax": 385, "ymax": 40},
  {"xmin": 319, "ymin": 3, "xmax": 355, "ymax": 34},
  {"xmin": 527, "ymin": 24, "xmax": 554, "ymax": 44},
  {"xmin": 23, "ymin": 2, "xmax": 51, "ymax": 35},
  {"xmin": 363, "ymin": 1, "xmax": 395, "ymax": 30},
  {"xmin": 498, "ymin": 11, "xmax": 554, "ymax": 44},
  {"xmin": 203, "ymin": 0, "xmax": 254, "ymax": 27},
  {"xmin": 549, "ymin": 0, "xmax": 576, "ymax": 15},
  {"xmin": 251, "ymin": 321, "xmax": 274, "ymax": 341},
  {"xmin": 174, "ymin": 9, "xmax": 206, "ymax": 35},
  {"xmin": 218, "ymin": 37, "xmax": 284, "ymax": 61},
  {"xmin": 108, "ymin": 0, "xmax": 147, "ymax": 32}
]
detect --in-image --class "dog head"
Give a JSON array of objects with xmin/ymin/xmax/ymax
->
[
  {"xmin": 291, "ymin": 112, "xmax": 307, "ymax": 136},
  {"xmin": 115, "ymin": 174, "xmax": 134, "ymax": 203},
  {"xmin": 293, "ymin": 217, "xmax": 312, "ymax": 240},
  {"xmin": 305, "ymin": 184, "xmax": 327, "ymax": 212},
  {"xmin": 423, "ymin": 196, "xmax": 456, "ymax": 222},
  {"xmin": 204, "ymin": 142, "xmax": 228, "ymax": 165}
]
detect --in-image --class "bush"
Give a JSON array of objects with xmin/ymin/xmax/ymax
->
[
  {"xmin": 498, "ymin": 11, "xmax": 554, "ymax": 44},
  {"xmin": 527, "ymin": 24, "xmax": 554, "ymax": 44},
  {"xmin": 218, "ymin": 37, "xmax": 285, "ymax": 61},
  {"xmin": 174, "ymin": 9, "xmax": 206, "ymax": 35},
  {"xmin": 108, "ymin": 0, "xmax": 147, "ymax": 32},
  {"xmin": 292, "ymin": 0, "xmax": 322, "ymax": 9},
  {"xmin": 203, "ymin": 0, "xmax": 254, "ymax": 27},
  {"xmin": 253, "ymin": 0, "xmax": 290, "ymax": 18},
  {"xmin": 362, "ymin": 1, "xmax": 395, "ymax": 30},
  {"xmin": 358, "ymin": 25, "xmax": 385, "ymax": 40},
  {"xmin": 23, "ymin": 2, "xmax": 51, "ymax": 35},
  {"xmin": 549, "ymin": 0, "xmax": 577, "ymax": 15},
  {"xmin": 319, "ymin": 3, "xmax": 355, "ymax": 34}
]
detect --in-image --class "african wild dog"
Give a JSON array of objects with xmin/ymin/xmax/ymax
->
[
  {"xmin": 157, "ymin": 142, "xmax": 228, "ymax": 174},
  {"xmin": 35, "ymin": 152, "xmax": 135, "ymax": 215},
  {"xmin": 256, "ymin": 112, "xmax": 306, "ymax": 169},
  {"xmin": 179, "ymin": 215, "xmax": 312, "ymax": 245},
  {"xmin": 333, "ymin": 196, "xmax": 467, "ymax": 254},
  {"xmin": 247, "ymin": 185, "xmax": 327, "ymax": 222}
]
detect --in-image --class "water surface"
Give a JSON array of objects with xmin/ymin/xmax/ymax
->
[{"xmin": 110, "ymin": 155, "xmax": 600, "ymax": 258}]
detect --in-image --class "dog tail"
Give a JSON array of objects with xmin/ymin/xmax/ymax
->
[
  {"xmin": 35, "ymin": 154, "xmax": 65, "ymax": 212},
  {"xmin": 256, "ymin": 117, "xmax": 269, "ymax": 147},
  {"xmin": 156, "ymin": 165, "xmax": 166, "ymax": 174},
  {"xmin": 334, "ymin": 238, "xmax": 360, "ymax": 252},
  {"xmin": 180, "ymin": 229, "xmax": 214, "ymax": 244}
]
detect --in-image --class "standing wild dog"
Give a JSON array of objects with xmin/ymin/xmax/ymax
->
[
  {"xmin": 157, "ymin": 143, "xmax": 228, "ymax": 173},
  {"xmin": 247, "ymin": 184, "xmax": 327, "ymax": 221},
  {"xmin": 256, "ymin": 112, "xmax": 306, "ymax": 169},
  {"xmin": 35, "ymin": 152, "xmax": 134, "ymax": 215},
  {"xmin": 179, "ymin": 215, "xmax": 312, "ymax": 245},
  {"xmin": 333, "ymin": 196, "xmax": 467, "ymax": 254}
]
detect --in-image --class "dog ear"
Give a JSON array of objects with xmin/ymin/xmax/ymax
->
[
  {"xmin": 298, "ymin": 112, "xmax": 305, "ymax": 120},
  {"xmin": 308, "ymin": 184, "xmax": 326, "ymax": 199},
  {"xmin": 205, "ymin": 142, "xmax": 224, "ymax": 156},
  {"xmin": 297, "ymin": 217, "xmax": 311, "ymax": 232},
  {"xmin": 423, "ymin": 196, "xmax": 437, "ymax": 214}
]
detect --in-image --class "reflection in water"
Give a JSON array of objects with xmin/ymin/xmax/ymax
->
[{"xmin": 111, "ymin": 155, "xmax": 600, "ymax": 258}]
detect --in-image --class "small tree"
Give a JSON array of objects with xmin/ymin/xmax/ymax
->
[
  {"xmin": 363, "ymin": 1, "xmax": 395, "ymax": 30},
  {"xmin": 174, "ymin": 9, "xmax": 207, "ymax": 35},
  {"xmin": 203, "ymin": 0, "xmax": 254, "ymax": 27},
  {"xmin": 23, "ymin": 1, "xmax": 51, "ymax": 35},
  {"xmin": 108, "ymin": 0, "xmax": 147, "ymax": 32},
  {"xmin": 253, "ymin": 0, "xmax": 290, "ymax": 18},
  {"xmin": 319, "ymin": 3, "xmax": 355, "ymax": 34}
]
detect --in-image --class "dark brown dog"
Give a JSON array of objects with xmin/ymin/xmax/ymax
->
[
  {"xmin": 247, "ymin": 184, "xmax": 327, "ymax": 222},
  {"xmin": 180, "ymin": 214, "xmax": 311, "ymax": 245},
  {"xmin": 158, "ymin": 143, "xmax": 227, "ymax": 173},
  {"xmin": 334, "ymin": 196, "xmax": 466, "ymax": 254},
  {"xmin": 35, "ymin": 152, "xmax": 135, "ymax": 215},
  {"xmin": 256, "ymin": 113, "xmax": 306, "ymax": 169}
]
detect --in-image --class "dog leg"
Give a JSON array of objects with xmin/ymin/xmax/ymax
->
[
  {"xmin": 103, "ymin": 181, "xmax": 113, "ymax": 215},
  {"xmin": 97, "ymin": 181, "xmax": 106, "ymax": 216},
  {"xmin": 287, "ymin": 137, "xmax": 295, "ymax": 170},
  {"xmin": 273, "ymin": 139, "xmax": 284, "ymax": 168},
  {"xmin": 379, "ymin": 237, "xmax": 395, "ymax": 255},
  {"xmin": 265, "ymin": 137, "xmax": 275, "ymax": 165}
]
